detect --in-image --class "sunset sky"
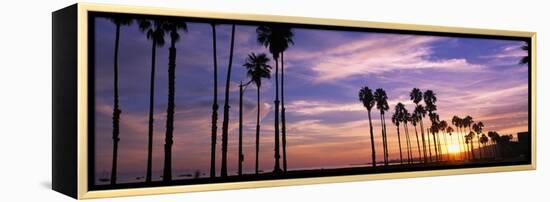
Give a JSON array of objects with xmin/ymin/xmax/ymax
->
[{"xmin": 93, "ymin": 17, "xmax": 529, "ymax": 183}]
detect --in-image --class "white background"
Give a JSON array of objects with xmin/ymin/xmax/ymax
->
[{"xmin": 0, "ymin": 0, "xmax": 547, "ymax": 201}]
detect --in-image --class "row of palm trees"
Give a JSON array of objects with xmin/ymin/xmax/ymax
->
[
  {"xmin": 106, "ymin": 15, "xmax": 295, "ymax": 184},
  {"xmin": 359, "ymin": 87, "xmax": 511, "ymax": 166},
  {"xmin": 104, "ymin": 15, "xmax": 529, "ymax": 184},
  {"xmin": 358, "ymin": 87, "xmax": 438, "ymax": 166}
]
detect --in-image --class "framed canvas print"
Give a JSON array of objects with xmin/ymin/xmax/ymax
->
[{"xmin": 52, "ymin": 3, "xmax": 536, "ymax": 199}]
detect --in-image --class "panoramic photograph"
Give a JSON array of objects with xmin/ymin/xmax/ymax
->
[{"xmin": 91, "ymin": 13, "xmax": 531, "ymax": 189}]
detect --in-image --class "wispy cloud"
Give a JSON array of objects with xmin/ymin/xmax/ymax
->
[
  {"xmin": 478, "ymin": 43, "xmax": 527, "ymax": 67},
  {"xmin": 286, "ymin": 100, "xmax": 363, "ymax": 115},
  {"xmin": 288, "ymin": 34, "xmax": 484, "ymax": 82},
  {"xmin": 480, "ymin": 44, "xmax": 526, "ymax": 59},
  {"xmin": 286, "ymin": 98, "xmax": 413, "ymax": 116}
]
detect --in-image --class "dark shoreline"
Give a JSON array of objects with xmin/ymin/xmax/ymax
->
[{"xmin": 91, "ymin": 157, "xmax": 529, "ymax": 191}]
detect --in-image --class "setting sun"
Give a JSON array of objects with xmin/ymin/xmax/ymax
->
[{"xmin": 448, "ymin": 144, "xmax": 460, "ymax": 154}]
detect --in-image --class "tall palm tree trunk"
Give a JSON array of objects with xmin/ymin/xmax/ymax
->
[
  {"xmin": 455, "ymin": 135, "xmax": 461, "ymax": 160},
  {"xmin": 467, "ymin": 141, "xmax": 471, "ymax": 160},
  {"xmin": 477, "ymin": 136, "xmax": 482, "ymax": 159},
  {"xmin": 396, "ymin": 125, "xmax": 403, "ymax": 164},
  {"xmin": 462, "ymin": 129, "xmax": 468, "ymax": 160},
  {"xmin": 469, "ymin": 128, "xmax": 476, "ymax": 160},
  {"xmin": 463, "ymin": 130, "xmax": 471, "ymax": 160},
  {"xmin": 145, "ymin": 39, "xmax": 157, "ymax": 183},
  {"xmin": 442, "ymin": 133, "xmax": 448, "ymax": 161},
  {"xmin": 238, "ymin": 82, "xmax": 244, "ymax": 176},
  {"xmin": 462, "ymin": 137, "xmax": 467, "ymax": 160},
  {"xmin": 221, "ymin": 25, "xmax": 236, "ymax": 177},
  {"xmin": 381, "ymin": 113, "xmax": 388, "ymax": 165},
  {"xmin": 210, "ymin": 24, "xmax": 218, "ymax": 178},
  {"xmin": 426, "ymin": 127, "xmax": 432, "ymax": 162},
  {"xmin": 414, "ymin": 125, "xmax": 421, "ymax": 163},
  {"xmin": 472, "ymin": 141, "xmax": 476, "ymax": 159},
  {"xmin": 163, "ymin": 39, "xmax": 177, "ymax": 182},
  {"xmin": 379, "ymin": 114, "xmax": 386, "ymax": 165},
  {"xmin": 456, "ymin": 127, "xmax": 462, "ymax": 160},
  {"xmin": 404, "ymin": 124, "xmax": 410, "ymax": 163},
  {"xmin": 367, "ymin": 111, "xmax": 376, "ymax": 167},
  {"xmin": 431, "ymin": 131, "xmax": 438, "ymax": 161},
  {"xmin": 438, "ymin": 132, "xmax": 443, "ymax": 160},
  {"xmin": 110, "ymin": 23, "xmax": 122, "ymax": 185},
  {"xmin": 273, "ymin": 55, "xmax": 282, "ymax": 173},
  {"xmin": 281, "ymin": 52, "xmax": 288, "ymax": 173},
  {"xmin": 467, "ymin": 140, "xmax": 472, "ymax": 160},
  {"xmin": 470, "ymin": 140, "xmax": 475, "ymax": 160},
  {"xmin": 463, "ymin": 129, "xmax": 468, "ymax": 159},
  {"xmin": 458, "ymin": 134, "xmax": 470, "ymax": 160},
  {"xmin": 255, "ymin": 85, "xmax": 261, "ymax": 174},
  {"xmin": 434, "ymin": 132, "xmax": 440, "ymax": 160},
  {"xmin": 383, "ymin": 114, "xmax": 389, "ymax": 165},
  {"xmin": 419, "ymin": 119, "xmax": 428, "ymax": 163},
  {"xmin": 404, "ymin": 124, "xmax": 412, "ymax": 164}
]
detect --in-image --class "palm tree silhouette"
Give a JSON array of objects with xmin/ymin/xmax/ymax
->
[
  {"xmin": 358, "ymin": 86, "xmax": 377, "ymax": 167},
  {"xmin": 488, "ymin": 131, "xmax": 500, "ymax": 158},
  {"xmin": 465, "ymin": 131, "xmax": 475, "ymax": 160},
  {"xmin": 374, "ymin": 89, "xmax": 390, "ymax": 166},
  {"xmin": 424, "ymin": 90, "xmax": 439, "ymax": 161},
  {"xmin": 472, "ymin": 121, "xmax": 485, "ymax": 159},
  {"xmin": 463, "ymin": 116, "xmax": 474, "ymax": 159},
  {"xmin": 410, "ymin": 109, "xmax": 423, "ymax": 163},
  {"xmin": 519, "ymin": 42, "xmax": 530, "ymax": 65},
  {"xmin": 243, "ymin": 53, "xmax": 272, "ymax": 175},
  {"xmin": 139, "ymin": 19, "xmax": 166, "ymax": 183},
  {"xmin": 426, "ymin": 126, "xmax": 433, "ymax": 162},
  {"xmin": 402, "ymin": 110, "xmax": 413, "ymax": 164},
  {"xmin": 238, "ymin": 81, "xmax": 245, "ymax": 176},
  {"xmin": 162, "ymin": 20, "xmax": 187, "ymax": 182},
  {"xmin": 410, "ymin": 88, "xmax": 428, "ymax": 163},
  {"xmin": 429, "ymin": 123, "xmax": 439, "ymax": 161},
  {"xmin": 392, "ymin": 104, "xmax": 404, "ymax": 164},
  {"xmin": 220, "ymin": 24, "xmax": 236, "ymax": 177},
  {"xmin": 459, "ymin": 119, "xmax": 469, "ymax": 160},
  {"xmin": 499, "ymin": 135, "xmax": 513, "ymax": 143},
  {"xmin": 279, "ymin": 35, "xmax": 294, "ymax": 174},
  {"xmin": 452, "ymin": 116, "xmax": 466, "ymax": 160},
  {"xmin": 438, "ymin": 120, "xmax": 449, "ymax": 160},
  {"xmin": 209, "ymin": 23, "xmax": 218, "ymax": 178},
  {"xmin": 418, "ymin": 106, "xmax": 431, "ymax": 162},
  {"xmin": 108, "ymin": 16, "xmax": 133, "ymax": 185},
  {"xmin": 480, "ymin": 133, "xmax": 489, "ymax": 158},
  {"xmin": 431, "ymin": 116, "xmax": 443, "ymax": 158},
  {"xmin": 446, "ymin": 126, "xmax": 454, "ymax": 160},
  {"xmin": 462, "ymin": 119, "xmax": 470, "ymax": 159},
  {"xmin": 257, "ymin": 24, "xmax": 294, "ymax": 173}
]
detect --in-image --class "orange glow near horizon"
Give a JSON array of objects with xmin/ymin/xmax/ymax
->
[{"xmin": 447, "ymin": 144, "xmax": 461, "ymax": 154}]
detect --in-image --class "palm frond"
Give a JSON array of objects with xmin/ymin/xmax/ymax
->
[
  {"xmin": 243, "ymin": 52, "xmax": 272, "ymax": 88},
  {"xmin": 256, "ymin": 24, "xmax": 294, "ymax": 58},
  {"xmin": 163, "ymin": 20, "xmax": 188, "ymax": 43},
  {"xmin": 138, "ymin": 20, "xmax": 151, "ymax": 32},
  {"xmin": 519, "ymin": 56, "xmax": 529, "ymax": 65},
  {"xmin": 109, "ymin": 15, "xmax": 134, "ymax": 26},
  {"xmin": 358, "ymin": 86, "xmax": 375, "ymax": 110}
]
